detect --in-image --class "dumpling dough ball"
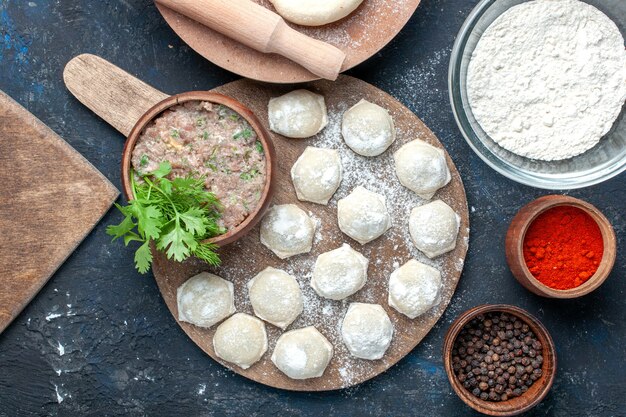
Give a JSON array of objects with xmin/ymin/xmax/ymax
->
[
  {"xmin": 260, "ymin": 204, "xmax": 315, "ymax": 259},
  {"xmin": 341, "ymin": 303, "xmax": 394, "ymax": 360},
  {"xmin": 342, "ymin": 99, "xmax": 396, "ymax": 157},
  {"xmin": 311, "ymin": 244, "xmax": 368, "ymax": 300},
  {"xmin": 388, "ymin": 260, "xmax": 442, "ymax": 319},
  {"xmin": 177, "ymin": 272, "xmax": 235, "ymax": 328},
  {"xmin": 271, "ymin": 326, "xmax": 333, "ymax": 380},
  {"xmin": 268, "ymin": 90, "xmax": 328, "ymax": 138},
  {"xmin": 409, "ymin": 200, "xmax": 460, "ymax": 258},
  {"xmin": 337, "ymin": 186, "xmax": 392, "ymax": 244},
  {"xmin": 269, "ymin": 0, "xmax": 364, "ymax": 26},
  {"xmin": 291, "ymin": 147, "xmax": 342, "ymax": 205},
  {"xmin": 213, "ymin": 313, "xmax": 268, "ymax": 369},
  {"xmin": 394, "ymin": 140, "xmax": 451, "ymax": 200},
  {"xmin": 248, "ymin": 267, "xmax": 303, "ymax": 329}
]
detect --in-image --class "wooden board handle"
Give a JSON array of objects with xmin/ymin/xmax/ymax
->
[
  {"xmin": 63, "ymin": 54, "xmax": 169, "ymax": 137},
  {"xmin": 154, "ymin": 0, "xmax": 345, "ymax": 81}
]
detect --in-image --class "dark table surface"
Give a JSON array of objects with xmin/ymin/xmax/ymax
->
[{"xmin": 0, "ymin": 0, "xmax": 624, "ymax": 416}]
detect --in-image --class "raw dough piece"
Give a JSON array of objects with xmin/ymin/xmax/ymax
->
[
  {"xmin": 177, "ymin": 272, "xmax": 235, "ymax": 328},
  {"xmin": 394, "ymin": 139, "xmax": 451, "ymax": 199},
  {"xmin": 268, "ymin": 90, "xmax": 328, "ymax": 138},
  {"xmin": 291, "ymin": 147, "xmax": 343, "ymax": 205},
  {"xmin": 409, "ymin": 200, "xmax": 460, "ymax": 258},
  {"xmin": 271, "ymin": 326, "xmax": 333, "ymax": 379},
  {"xmin": 342, "ymin": 99, "xmax": 396, "ymax": 157},
  {"xmin": 260, "ymin": 204, "xmax": 315, "ymax": 259},
  {"xmin": 248, "ymin": 267, "xmax": 304, "ymax": 329},
  {"xmin": 341, "ymin": 303, "xmax": 394, "ymax": 360},
  {"xmin": 388, "ymin": 260, "xmax": 442, "ymax": 319},
  {"xmin": 269, "ymin": 0, "xmax": 364, "ymax": 26},
  {"xmin": 213, "ymin": 313, "xmax": 268, "ymax": 369},
  {"xmin": 311, "ymin": 244, "xmax": 368, "ymax": 300},
  {"xmin": 337, "ymin": 186, "xmax": 392, "ymax": 244}
]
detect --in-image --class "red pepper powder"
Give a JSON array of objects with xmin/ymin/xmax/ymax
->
[{"xmin": 523, "ymin": 205, "xmax": 604, "ymax": 290}]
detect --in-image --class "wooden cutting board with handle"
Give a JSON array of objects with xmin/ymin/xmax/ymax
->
[
  {"xmin": 63, "ymin": 54, "xmax": 469, "ymax": 391},
  {"xmin": 0, "ymin": 91, "xmax": 119, "ymax": 333}
]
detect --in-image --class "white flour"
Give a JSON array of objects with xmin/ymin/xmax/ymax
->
[{"xmin": 467, "ymin": 0, "xmax": 626, "ymax": 161}]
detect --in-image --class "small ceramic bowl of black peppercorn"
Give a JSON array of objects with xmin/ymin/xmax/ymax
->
[{"xmin": 443, "ymin": 304, "xmax": 557, "ymax": 416}]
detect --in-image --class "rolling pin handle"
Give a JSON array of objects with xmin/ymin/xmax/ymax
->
[{"xmin": 269, "ymin": 21, "xmax": 345, "ymax": 81}]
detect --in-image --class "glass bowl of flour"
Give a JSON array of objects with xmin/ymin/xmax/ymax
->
[{"xmin": 450, "ymin": 0, "xmax": 626, "ymax": 189}]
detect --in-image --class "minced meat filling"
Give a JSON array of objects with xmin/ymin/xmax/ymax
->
[{"xmin": 132, "ymin": 101, "xmax": 267, "ymax": 231}]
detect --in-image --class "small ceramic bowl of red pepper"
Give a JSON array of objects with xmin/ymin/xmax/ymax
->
[{"xmin": 505, "ymin": 195, "xmax": 617, "ymax": 298}]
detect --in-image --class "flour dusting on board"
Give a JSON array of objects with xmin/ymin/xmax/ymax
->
[{"xmin": 258, "ymin": 0, "xmax": 411, "ymax": 49}]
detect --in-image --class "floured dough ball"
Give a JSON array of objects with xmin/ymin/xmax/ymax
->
[
  {"xmin": 268, "ymin": 90, "xmax": 328, "ymax": 138},
  {"xmin": 409, "ymin": 200, "xmax": 460, "ymax": 258},
  {"xmin": 177, "ymin": 272, "xmax": 235, "ymax": 328},
  {"xmin": 260, "ymin": 204, "xmax": 315, "ymax": 259},
  {"xmin": 271, "ymin": 326, "xmax": 333, "ymax": 379},
  {"xmin": 394, "ymin": 139, "xmax": 451, "ymax": 200},
  {"xmin": 269, "ymin": 0, "xmax": 364, "ymax": 26},
  {"xmin": 388, "ymin": 260, "xmax": 442, "ymax": 319},
  {"xmin": 213, "ymin": 313, "xmax": 268, "ymax": 369},
  {"xmin": 291, "ymin": 147, "xmax": 343, "ymax": 205},
  {"xmin": 337, "ymin": 186, "xmax": 392, "ymax": 244},
  {"xmin": 248, "ymin": 267, "xmax": 303, "ymax": 329},
  {"xmin": 342, "ymin": 99, "xmax": 396, "ymax": 157},
  {"xmin": 341, "ymin": 303, "xmax": 394, "ymax": 360},
  {"xmin": 311, "ymin": 244, "xmax": 368, "ymax": 300}
]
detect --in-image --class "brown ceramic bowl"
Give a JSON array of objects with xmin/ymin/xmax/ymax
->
[
  {"xmin": 505, "ymin": 195, "xmax": 616, "ymax": 298},
  {"xmin": 121, "ymin": 91, "xmax": 276, "ymax": 247},
  {"xmin": 443, "ymin": 304, "xmax": 557, "ymax": 416}
]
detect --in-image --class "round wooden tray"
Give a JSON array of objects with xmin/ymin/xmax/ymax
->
[
  {"xmin": 156, "ymin": 0, "xmax": 422, "ymax": 83},
  {"xmin": 151, "ymin": 75, "xmax": 470, "ymax": 391}
]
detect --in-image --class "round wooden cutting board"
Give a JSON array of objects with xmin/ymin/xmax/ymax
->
[
  {"xmin": 156, "ymin": 0, "xmax": 422, "ymax": 83},
  {"xmin": 151, "ymin": 75, "xmax": 470, "ymax": 391}
]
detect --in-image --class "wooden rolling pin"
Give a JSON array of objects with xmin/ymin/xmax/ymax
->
[{"xmin": 154, "ymin": 0, "xmax": 346, "ymax": 81}]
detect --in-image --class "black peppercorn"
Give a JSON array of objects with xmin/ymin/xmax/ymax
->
[{"xmin": 452, "ymin": 312, "xmax": 544, "ymax": 403}]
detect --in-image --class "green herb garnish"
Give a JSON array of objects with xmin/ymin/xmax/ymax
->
[
  {"xmin": 233, "ymin": 128, "xmax": 253, "ymax": 140},
  {"xmin": 202, "ymin": 131, "xmax": 209, "ymax": 140},
  {"xmin": 170, "ymin": 129, "xmax": 180, "ymax": 139},
  {"xmin": 255, "ymin": 141, "xmax": 264, "ymax": 154},
  {"xmin": 229, "ymin": 114, "xmax": 239, "ymax": 121},
  {"xmin": 196, "ymin": 117, "xmax": 206, "ymax": 127},
  {"xmin": 140, "ymin": 154, "xmax": 149, "ymax": 167},
  {"xmin": 106, "ymin": 162, "xmax": 224, "ymax": 274},
  {"xmin": 240, "ymin": 169, "xmax": 259, "ymax": 181}
]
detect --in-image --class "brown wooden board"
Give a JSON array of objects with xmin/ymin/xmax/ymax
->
[
  {"xmin": 151, "ymin": 76, "xmax": 470, "ymax": 391},
  {"xmin": 0, "ymin": 91, "xmax": 118, "ymax": 333},
  {"xmin": 156, "ymin": 0, "xmax": 422, "ymax": 83}
]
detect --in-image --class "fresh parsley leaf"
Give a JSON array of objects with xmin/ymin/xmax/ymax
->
[
  {"xmin": 180, "ymin": 207, "xmax": 208, "ymax": 236},
  {"xmin": 152, "ymin": 161, "xmax": 172, "ymax": 179},
  {"xmin": 157, "ymin": 224, "xmax": 196, "ymax": 262},
  {"xmin": 134, "ymin": 241, "xmax": 153, "ymax": 274},
  {"xmin": 255, "ymin": 141, "xmax": 264, "ymax": 154},
  {"xmin": 140, "ymin": 154, "xmax": 149, "ymax": 167},
  {"xmin": 106, "ymin": 206, "xmax": 136, "ymax": 238}
]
